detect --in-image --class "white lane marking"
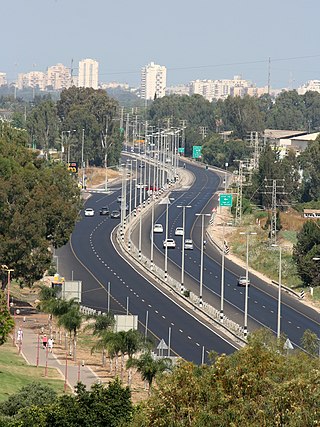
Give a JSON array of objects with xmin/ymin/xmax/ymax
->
[{"xmin": 179, "ymin": 329, "xmax": 183, "ymax": 333}]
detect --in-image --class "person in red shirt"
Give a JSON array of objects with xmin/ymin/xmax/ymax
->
[{"xmin": 42, "ymin": 334, "xmax": 48, "ymax": 349}]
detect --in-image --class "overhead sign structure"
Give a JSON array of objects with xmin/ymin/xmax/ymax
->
[
  {"xmin": 192, "ymin": 145, "xmax": 202, "ymax": 159},
  {"xmin": 219, "ymin": 193, "xmax": 233, "ymax": 207}
]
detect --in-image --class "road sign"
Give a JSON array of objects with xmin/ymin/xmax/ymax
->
[
  {"xmin": 157, "ymin": 339, "xmax": 168, "ymax": 350},
  {"xmin": 283, "ymin": 338, "xmax": 294, "ymax": 350},
  {"xmin": 178, "ymin": 147, "xmax": 185, "ymax": 155},
  {"xmin": 219, "ymin": 193, "xmax": 233, "ymax": 207},
  {"xmin": 192, "ymin": 145, "xmax": 202, "ymax": 159},
  {"xmin": 67, "ymin": 162, "xmax": 78, "ymax": 174}
]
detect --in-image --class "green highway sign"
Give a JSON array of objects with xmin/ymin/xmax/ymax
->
[
  {"xmin": 178, "ymin": 147, "xmax": 185, "ymax": 154},
  {"xmin": 219, "ymin": 193, "xmax": 233, "ymax": 207},
  {"xmin": 192, "ymin": 145, "xmax": 202, "ymax": 159}
]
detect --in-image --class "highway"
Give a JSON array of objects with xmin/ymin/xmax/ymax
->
[
  {"xmin": 134, "ymin": 159, "xmax": 320, "ymax": 349},
  {"xmin": 57, "ymin": 172, "xmax": 238, "ymax": 363}
]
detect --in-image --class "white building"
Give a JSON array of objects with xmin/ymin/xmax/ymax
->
[
  {"xmin": 166, "ymin": 84, "xmax": 190, "ymax": 96},
  {"xmin": 297, "ymin": 80, "xmax": 320, "ymax": 95},
  {"xmin": 17, "ymin": 71, "xmax": 47, "ymax": 90},
  {"xmin": 190, "ymin": 76, "xmax": 257, "ymax": 101},
  {"xmin": 141, "ymin": 61, "xmax": 167, "ymax": 100},
  {"xmin": 78, "ymin": 58, "xmax": 99, "ymax": 89},
  {"xmin": 47, "ymin": 63, "xmax": 71, "ymax": 90},
  {"xmin": 0, "ymin": 73, "xmax": 7, "ymax": 86}
]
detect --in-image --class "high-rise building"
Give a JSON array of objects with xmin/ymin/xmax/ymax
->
[
  {"xmin": 141, "ymin": 61, "xmax": 167, "ymax": 100},
  {"xmin": 78, "ymin": 58, "xmax": 99, "ymax": 89},
  {"xmin": 47, "ymin": 63, "xmax": 71, "ymax": 90}
]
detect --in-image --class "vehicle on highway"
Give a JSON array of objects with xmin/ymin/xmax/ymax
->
[
  {"xmin": 175, "ymin": 227, "xmax": 184, "ymax": 236},
  {"xmin": 163, "ymin": 238, "xmax": 176, "ymax": 249},
  {"xmin": 117, "ymin": 195, "xmax": 124, "ymax": 203},
  {"xmin": 84, "ymin": 208, "xmax": 94, "ymax": 217},
  {"xmin": 184, "ymin": 239, "xmax": 194, "ymax": 250},
  {"xmin": 110, "ymin": 210, "xmax": 121, "ymax": 219},
  {"xmin": 237, "ymin": 276, "xmax": 250, "ymax": 286},
  {"xmin": 99, "ymin": 207, "xmax": 110, "ymax": 216},
  {"xmin": 153, "ymin": 223, "xmax": 164, "ymax": 233},
  {"xmin": 130, "ymin": 147, "xmax": 134, "ymax": 152}
]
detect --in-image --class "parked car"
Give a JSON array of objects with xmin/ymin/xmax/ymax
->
[
  {"xmin": 175, "ymin": 227, "xmax": 184, "ymax": 236},
  {"xmin": 84, "ymin": 208, "xmax": 94, "ymax": 217},
  {"xmin": 110, "ymin": 210, "xmax": 121, "ymax": 219},
  {"xmin": 99, "ymin": 207, "xmax": 110, "ymax": 216},
  {"xmin": 237, "ymin": 276, "xmax": 250, "ymax": 286},
  {"xmin": 163, "ymin": 238, "xmax": 176, "ymax": 249},
  {"xmin": 184, "ymin": 239, "xmax": 194, "ymax": 250},
  {"xmin": 153, "ymin": 223, "xmax": 164, "ymax": 233}
]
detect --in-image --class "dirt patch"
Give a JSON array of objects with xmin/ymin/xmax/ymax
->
[{"xmin": 81, "ymin": 167, "xmax": 120, "ymax": 187}]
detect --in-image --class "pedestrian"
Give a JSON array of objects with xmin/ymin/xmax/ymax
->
[
  {"xmin": 42, "ymin": 334, "xmax": 48, "ymax": 349},
  {"xmin": 48, "ymin": 337, "xmax": 54, "ymax": 353},
  {"xmin": 16, "ymin": 327, "xmax": 23, "ymax": 343}
]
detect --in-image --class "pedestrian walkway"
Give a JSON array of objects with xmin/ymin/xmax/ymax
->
[{"xmin": 13, "ymin": 315, "xmax": 100, "ymax": 392}]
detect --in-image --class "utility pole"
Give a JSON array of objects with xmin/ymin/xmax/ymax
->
[
  {"xmin": 264, "ymin": 179, "xmax": 286, "ymax": 245},
  {"xmin": 267, "ymin": 57, "xmax": 271, "ymax": 95},
  {"xmin": 235, "ymin": 161, "xmax": 244, "ymax": 225}
]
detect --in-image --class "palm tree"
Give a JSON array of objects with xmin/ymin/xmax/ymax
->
[
  {"xmin": 85, "ymin": 313, "xmax": 115, "ymax": 366},
  {"xmin": 57, "ymin": 303, "xmax": 82, "ymax": 361},
  {"xmin": 126, "ymin": 350, "xmax": 172, "ymax": 395}
]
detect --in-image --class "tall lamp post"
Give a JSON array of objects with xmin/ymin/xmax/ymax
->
[
  {"xmin": 164, "ymin": 196, "xmax": 174, "ymax": 281},
  {"xmin": 239, "ymin": 231, "xmax": 257, "ymax": 338},
  {"xmin": 220, "ymin": 222, "xmax": 226, "ymax": 323},
  {"xmin": 177, "ymin": 205, "xmax": 191, "ymax": 293},
  {"xmin": 1, "ymin": 265, "xmax": 14, "ymax": 309},
  {"xmin": 195, "ymin": 213, "xmax": 211, "ymax": 307},
  {"xmin": 271, "ymin": 244, "xmax": 283, "ymax": 339}
]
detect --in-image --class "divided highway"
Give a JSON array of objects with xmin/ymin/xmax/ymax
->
[{"xmin": 57, "ymin": 177, "xmax": 238, "ymax": 363}]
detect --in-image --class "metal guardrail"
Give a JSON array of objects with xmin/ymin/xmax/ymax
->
[{"xmin": 115, "ymin": 172, "xmax": 246, "ymax": 344}]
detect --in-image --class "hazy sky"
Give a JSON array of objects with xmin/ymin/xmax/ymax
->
[{"xmin": 2, "ymin": 0, "xmax": 320, "ymax": 88}]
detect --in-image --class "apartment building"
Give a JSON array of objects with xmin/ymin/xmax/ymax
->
[
  {"xmin": 47, "ymin": 63, "xmax": 71, "ymax": 90},
  {"xmin": 78, "ymin": 58, "xmax": 99, "ymax": 89},
  {"xmin": 0, "ymin": 73, "xmax": 7, "ymax": 86},
  {"xmin": 17, "ymin": 71, "xmax": 47, "ymax": 90},
  {"xmin": 190, "ymin": 76, "xmax": 255, "ymax": 101},
  {"xmin": 141, "ymin": 61, "xmax": 167, "ymax": 100},
  {"xmin": 297, "ymin": 80, "xmax": 320, "ymax": 95}
]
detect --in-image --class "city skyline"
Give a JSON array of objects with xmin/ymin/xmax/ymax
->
[{"xmin": 1, "ymin": 0, "xmax": 320, "ymax": 89}]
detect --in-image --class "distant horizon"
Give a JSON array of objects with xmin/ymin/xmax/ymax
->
[
  {"xmin": 3, "ymin": 54, "xmax": 320, "ymax": 91},
  {"xmin": 2, "ymin": 0, "xmax": 320, "ymax": 90}
]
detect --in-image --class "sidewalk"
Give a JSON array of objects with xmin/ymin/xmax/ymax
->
[{"xmin": 13, "ymin": 311, "xmax": 100, "ymax": 392}]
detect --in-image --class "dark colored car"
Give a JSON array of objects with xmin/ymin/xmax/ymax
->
[
  {"xmin": 110, "ymin": 210, "xmax": 121, "ymax": 219},
  {"xmin": 99, "ymin": 207, "xmax": 110, "ymax": 216}
]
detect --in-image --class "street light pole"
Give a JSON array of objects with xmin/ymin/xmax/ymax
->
[
  {"xmin": 177, "ymin": 205, "xmax": 191, "ymax": 293},
  {"xmin": 1, "ymin": 265, "xmax": 14, "ymax": 309},
  {"xmin": 164, "ymin": 199, "xmax": 169, "ymax": 281},
  {"xmin": 277, "ymin": 246, "xmax": 282, "ymax": 339},
  {"xmin": 195, "ymin": 213, "xmax": 211, "ymax": 307},
  {"xmin": 220, "ymin": 222, "xmax": 225, "ymax": 323},
  {"xmin": 240, "ymin": 231, "xmax": 257, "ymax": 338},
  {"xmin": 81, "ymin": 128, "xmax": 85, "ymax": 190},
  {"xmin": 150, "ymin": 201, "xmax": 155, "ymax": 269}
]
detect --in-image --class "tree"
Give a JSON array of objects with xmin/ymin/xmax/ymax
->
[
  {"xmin": 0, "ymin": 290, "xmax": 14, "ymax": 345},
  {"xmin": 57, "ymin": 302, "xmax": 82, "ymax": 360},
  {"xmin": 299, "ymin": 136, "xmax": 320, "ymax": 201},
  {"xmin": 0, "ymin": 382, "xmax": 57, "ymax": 417},
  {"xmin": 85, "ymin": 313, "xmax": 115, "ymax": 366},
  {"xmin": 293, "ymin": 219, "xmax": 320, "ymax": 287},
  {"xmin": 266, "ymin": 90, "xmax": 306, "ymax": 130},
  {"xmin": 0, "ymin": 126, "xmax": 81, "ymax": 286},
  {"xmin": 127, "ymin": 351, "xmax": 172, "ymax": 395},
  {"xmin": 301, "ymin": 329, "xmax": 319, "ymax": 357}
]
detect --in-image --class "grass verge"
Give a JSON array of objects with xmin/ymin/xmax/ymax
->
[{"xmin": 0, "ymin": 341, "xmax": 66, "ymax": 402}]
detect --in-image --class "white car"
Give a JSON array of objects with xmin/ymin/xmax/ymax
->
[
  {"xmin": 84, "ymin": 208, "xmax": 94, "ymax": 217},
  {"xmin": 175, "ymin": 227, "xmax": 184, "ymax": 236},
  {"xmin": 117, "ymin": 195, "xmax": 124, "ymax": 203},
  {"xmin": 163, "ymin": 238, "xmax": 176, "ymax": 249},
  {"xmin": 184, "ymin": 239, "xmax": 194, "ymax": 250},
  {"xmin": 153, "ymin": 223, "xmax": 164, "ymax": 233}
]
